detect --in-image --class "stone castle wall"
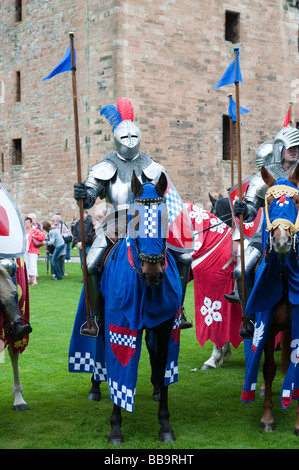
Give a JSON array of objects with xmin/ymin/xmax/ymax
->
[{"xmin": 0, "ymin": 0, "xmax": 299, "ymax": 224}]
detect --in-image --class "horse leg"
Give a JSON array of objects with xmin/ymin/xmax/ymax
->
[
  {"xmin": 145, "ymin": 329, "xmax": 160, "ymax": 401},
  {"xmin": 88, "ymin": 374, "xmax": 101, "ymax": 401},
  {"xmin": 155, "ymin": 319, "xmax": 175, "ymax": 443},
  {"xmin": 260, "ymin": 332, "xmax": 276, "ymax": 431},
  {"xmin": 8, "ymin": 344, "xmax": 28, "ymax": 411},
  {"xmin": 295, "ymin": 402, "xmax": 299, "ymax": 436},
  {"xmin": 108, "ymin": 404, "xmax": 123, "ymax": 445},
  {"xmin": 201, "ymin": 343, "xmax": 224, "ymax": 370}
]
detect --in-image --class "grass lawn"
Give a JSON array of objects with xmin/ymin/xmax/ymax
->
[{"xmin": 0, "ymin": 251, "xmax": 298, "ymax": 449}]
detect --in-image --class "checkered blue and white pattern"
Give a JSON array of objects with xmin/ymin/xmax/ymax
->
[
  {"xmin": 164, "ymin": 187, "xmax": 183, "ymax": 225},
  {"xmin": 69, "ymin": 351, "xmax": 107, "ymax": 381},
  {"xmin": 109, "ymin": 378, "xmax": 136, "ymax": 412},
  {"xmin": 164, "ymin": 360, "xmax": 179, "ymax": 385},
  {"xmin": 173, "ymin": 312, "xmax": 181, "ymax": 330},
  {"xmin": 109, "ymin": 330, "xmax": 137, "ymax": 349},
  {"xmin": 144, "ymin": 204, "xmax": 157, "ymax": 237}
]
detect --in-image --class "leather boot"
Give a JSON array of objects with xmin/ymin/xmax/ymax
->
[
  {"xmin": 181, "ymin": 306, "xmax": 193, "ymax": 329},
  {"xmin": 239, "ymin": 318, "xmax": 254, "ymax": 339}
]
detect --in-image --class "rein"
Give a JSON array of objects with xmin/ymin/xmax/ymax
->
[{"xmin": 193, "ymin": 212, "xmax": 232, "ymax": 237}]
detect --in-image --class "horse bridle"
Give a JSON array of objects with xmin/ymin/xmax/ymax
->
[
  {"xmin": 264, "ymin": 184, "xmax": 299, "ymax": 258},
  {"xmin": 129, "ymin": 195, "xmax": 168, "ymax": 274}
]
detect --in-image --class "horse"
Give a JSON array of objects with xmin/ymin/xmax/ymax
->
[
  {"xmin": 90, "ymin": 171, "xmax": 182, "ymax": 445},
  {"xmin": 241, "ymin": 164, "xmax": 299, "ymax": 435},
  {"xmin": 0, "ymin": 258, "xmax": 30, "ymax": 411},
  {"xmin": 185, "ymin": 196, "xmax": 242, "ymax": 370}
]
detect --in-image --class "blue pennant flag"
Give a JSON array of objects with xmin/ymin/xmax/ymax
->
[
  {"xmin": 228, "ymin": 95, "xmax": 250, "ymax": 123},
  {"xmin": 42, "ymin": 45, "xmax": 75, "ymax": 81},
  {"xmin": 213, "ymin": 49, "xmax": 243, "ymax": 90}
]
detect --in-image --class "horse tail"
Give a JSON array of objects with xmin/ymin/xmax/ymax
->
[{"xmin": 280, "ymin": 330, "xmax": 291, "ymax": 376}]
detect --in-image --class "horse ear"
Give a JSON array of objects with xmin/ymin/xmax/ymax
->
[
  {"xmin": 209, "ymin": 193, "xmax": 216, "ymax": 204},
  {"xmin": 261, "ymin": 165, "xmax": 276, "ymax": 187},
  {"xmin": 289, "ymin": 162, "xmax": 299, "ymax": 187},
  {"xmin": 131, "ymin": 170, "xmax": 143, "ymax": 197},
  {"xmin": 156, "ymin": 172, "xmax": 168, "ymax": 197}
]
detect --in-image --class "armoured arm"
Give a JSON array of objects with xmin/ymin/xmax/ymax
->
[
  {"xmin": 234, "ymin": 173, "xmax": 267, "ymax": 221},
  {"xmin": 74, "ymin": 160, "xmax": 116, "ymax": 209}
]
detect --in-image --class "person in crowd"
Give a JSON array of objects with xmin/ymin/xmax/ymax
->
[
  {"xmin": 42, "ymin": 221, "xmax": 65, "ymax": 280},
  {"xmin": 51, "ymin": 214, "xmax": 71, "ymax": 276},
  {"xmin": 28, "ymin": 213, "xmax": 42, "ymax": 231},
  {"xmin": 72, "ymin": 209, "xmax": 95, "ymax": 268},
  {"xmin": 24, "ymin": 217, "xmax": 45, "ymax": 285}
]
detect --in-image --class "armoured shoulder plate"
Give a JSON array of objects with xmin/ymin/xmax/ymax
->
[
  {"xmin": 89, "ymin": 160, "xmax": 117, "ymax": 181},
  {"xmin": 143, "ymin": 161, "xmax": 166, "ymax": 181},
  {"xmin": 245, "ymin": 173, "xmax": 268, "ymax": 205}
]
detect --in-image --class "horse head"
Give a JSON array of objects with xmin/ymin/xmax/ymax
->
[
  {"xmin": 261, "ymin": 163, "xmax": 299, "ymax": 255},
  {"xmin": 128, "ymin": 171, "xmax": 168, "ymax": 287}
]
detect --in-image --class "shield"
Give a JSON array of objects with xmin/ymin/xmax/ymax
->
[
  {"xmin": 109, "ymin": 324, "xmax": 137, "ymax": 367},
  {"xmin": 0, "ymin": 183, "xmax": 26, "ymax": 258},
  {"xmin": 164, "ymin": 177, "xmax": 194, "ymax": 253},
  {"xmin": 228, "ymin": 178, "xmax": 263, "ymax": 239}
]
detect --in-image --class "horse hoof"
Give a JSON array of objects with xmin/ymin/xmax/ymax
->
[
  {"xmin": 88, "ymin": 391, "xmax": 102, "ymax": 402},
  {"xmin": 108, "ymin": 434, "xmax": 124, "ymax": 446},
  {"xmin": 14, "ymin": 404, "xmax": 28, "ymax": 411},
  {"xmin": 260, "ymin": 421, "xmax": 275, "ymax": 432},
  {"xmin": 201, "ymin": 364, "xmax": 215, "ymax": 370},
  {"xmin": 159, "ymin": 431, "xmax": 175, "ymax": 443},
  {"xmin": 294, "ymin": 428, "xmax": 299, "ymax": 437}
]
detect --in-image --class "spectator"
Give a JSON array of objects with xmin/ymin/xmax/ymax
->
[
  {"xmin": 42, "ymin": 221, "xmax": 65, "ymax": 280},
  {"xmin": 28, "ymin": 212, "xmax": 42, "ymax": 231},
  {"xmin": 51, "ymin": 215, "xmax": 71, "ymax": 276},
  {"xmin": 24, "ymin": 216, "xmax": 45, "ymax": 285}
]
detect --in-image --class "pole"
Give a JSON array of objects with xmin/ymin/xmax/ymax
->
[
  {"xmin": 234, "ymin": 48, "xmax": 247, "ymax": 317},
  {"xmin": 228, "ymin": 94, "xmax": 235, "ymax": 229},
  {"xmin": 69, "ymin": 32, "xmax": 91, "ymax": 330}
]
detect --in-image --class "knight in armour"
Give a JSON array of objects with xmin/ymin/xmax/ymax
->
[
  {"xmin": 227, "ymin": 126, "xmax": 299, "ymax": 338},
  {"xmin": 74, "ymin": 98, "xmax": 193, "ymax": 336}
]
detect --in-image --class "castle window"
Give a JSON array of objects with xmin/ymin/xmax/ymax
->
[
  {"xmin": 16, "ymin": 71, "xmax": 21, "ymax": 102},
  {"xmin": 16, "ymin": 0, "xmax": 22, "ymax": 22},
  {"xmin": 225, "ymin": 11, "xmax": 240, "ymax": 44},
  {"xmin": 12, "ymin": 139, "xmax": 22, "ymax": 165}
]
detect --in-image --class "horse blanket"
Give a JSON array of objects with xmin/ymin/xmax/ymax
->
[
  {"xmin": 69, "ymin": 238, "xmax": 182, "ymax": 412},
  {"xmin": 0, "ymin": 257, "xmax": 30, "ymax": 355},
  {"xmin": 185, "ymin": 202, "xmax": 242, "ymax": 350},
  {"xmin": 241, "ymin": 177, "xmax": 299, "ymax": 407}
]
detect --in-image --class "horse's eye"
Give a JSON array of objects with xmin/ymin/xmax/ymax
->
[
  {"xmin": 294, "ymin": 197, "xmax": 299, "ymax": 209},
  {"xmin": 267, "ymin": 195, "xmax": 274, "ymax": 206}
]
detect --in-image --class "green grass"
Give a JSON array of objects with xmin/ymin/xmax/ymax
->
[{"xmin": 0, "ymin": 257, "xmax": 298, "ymax": 449}]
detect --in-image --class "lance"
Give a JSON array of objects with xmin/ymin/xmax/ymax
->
[
  {"xmin": 228, "ymin": 94, "xmax": 235, "ymax": 229},
  {"xmin": 234, "ymin": 47, "xmax": 247, "ymax": 318},
  {"xmin": 69, "ymin": 32, "xmax": 91, "ymax": 330}
]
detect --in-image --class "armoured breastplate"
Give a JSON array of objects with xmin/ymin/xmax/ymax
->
[{"xmin": 106, "ymin": 175, "xmax": 134, "ymax": 208}]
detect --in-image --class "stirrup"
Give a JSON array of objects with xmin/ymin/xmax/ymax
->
[{"xmin": 80, "ymin": 318, "xmax": 99, "ymax": 337}]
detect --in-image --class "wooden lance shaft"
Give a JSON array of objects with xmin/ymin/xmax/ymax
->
[
  {"xmin": 234, "ymin": 49, "xmax": 247, "ymax": 318},
  {"xmin": 228, "ymin": 94, "xmax": 235, "ymax": 229},
  {"xmin": 69, "ymin": 32, "xmax": 91, "ymax": 330}
]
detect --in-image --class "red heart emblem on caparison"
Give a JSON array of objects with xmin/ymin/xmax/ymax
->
[{"xmin": 0, "ymin": 206, "xmax": 10, "ymax": 236}]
